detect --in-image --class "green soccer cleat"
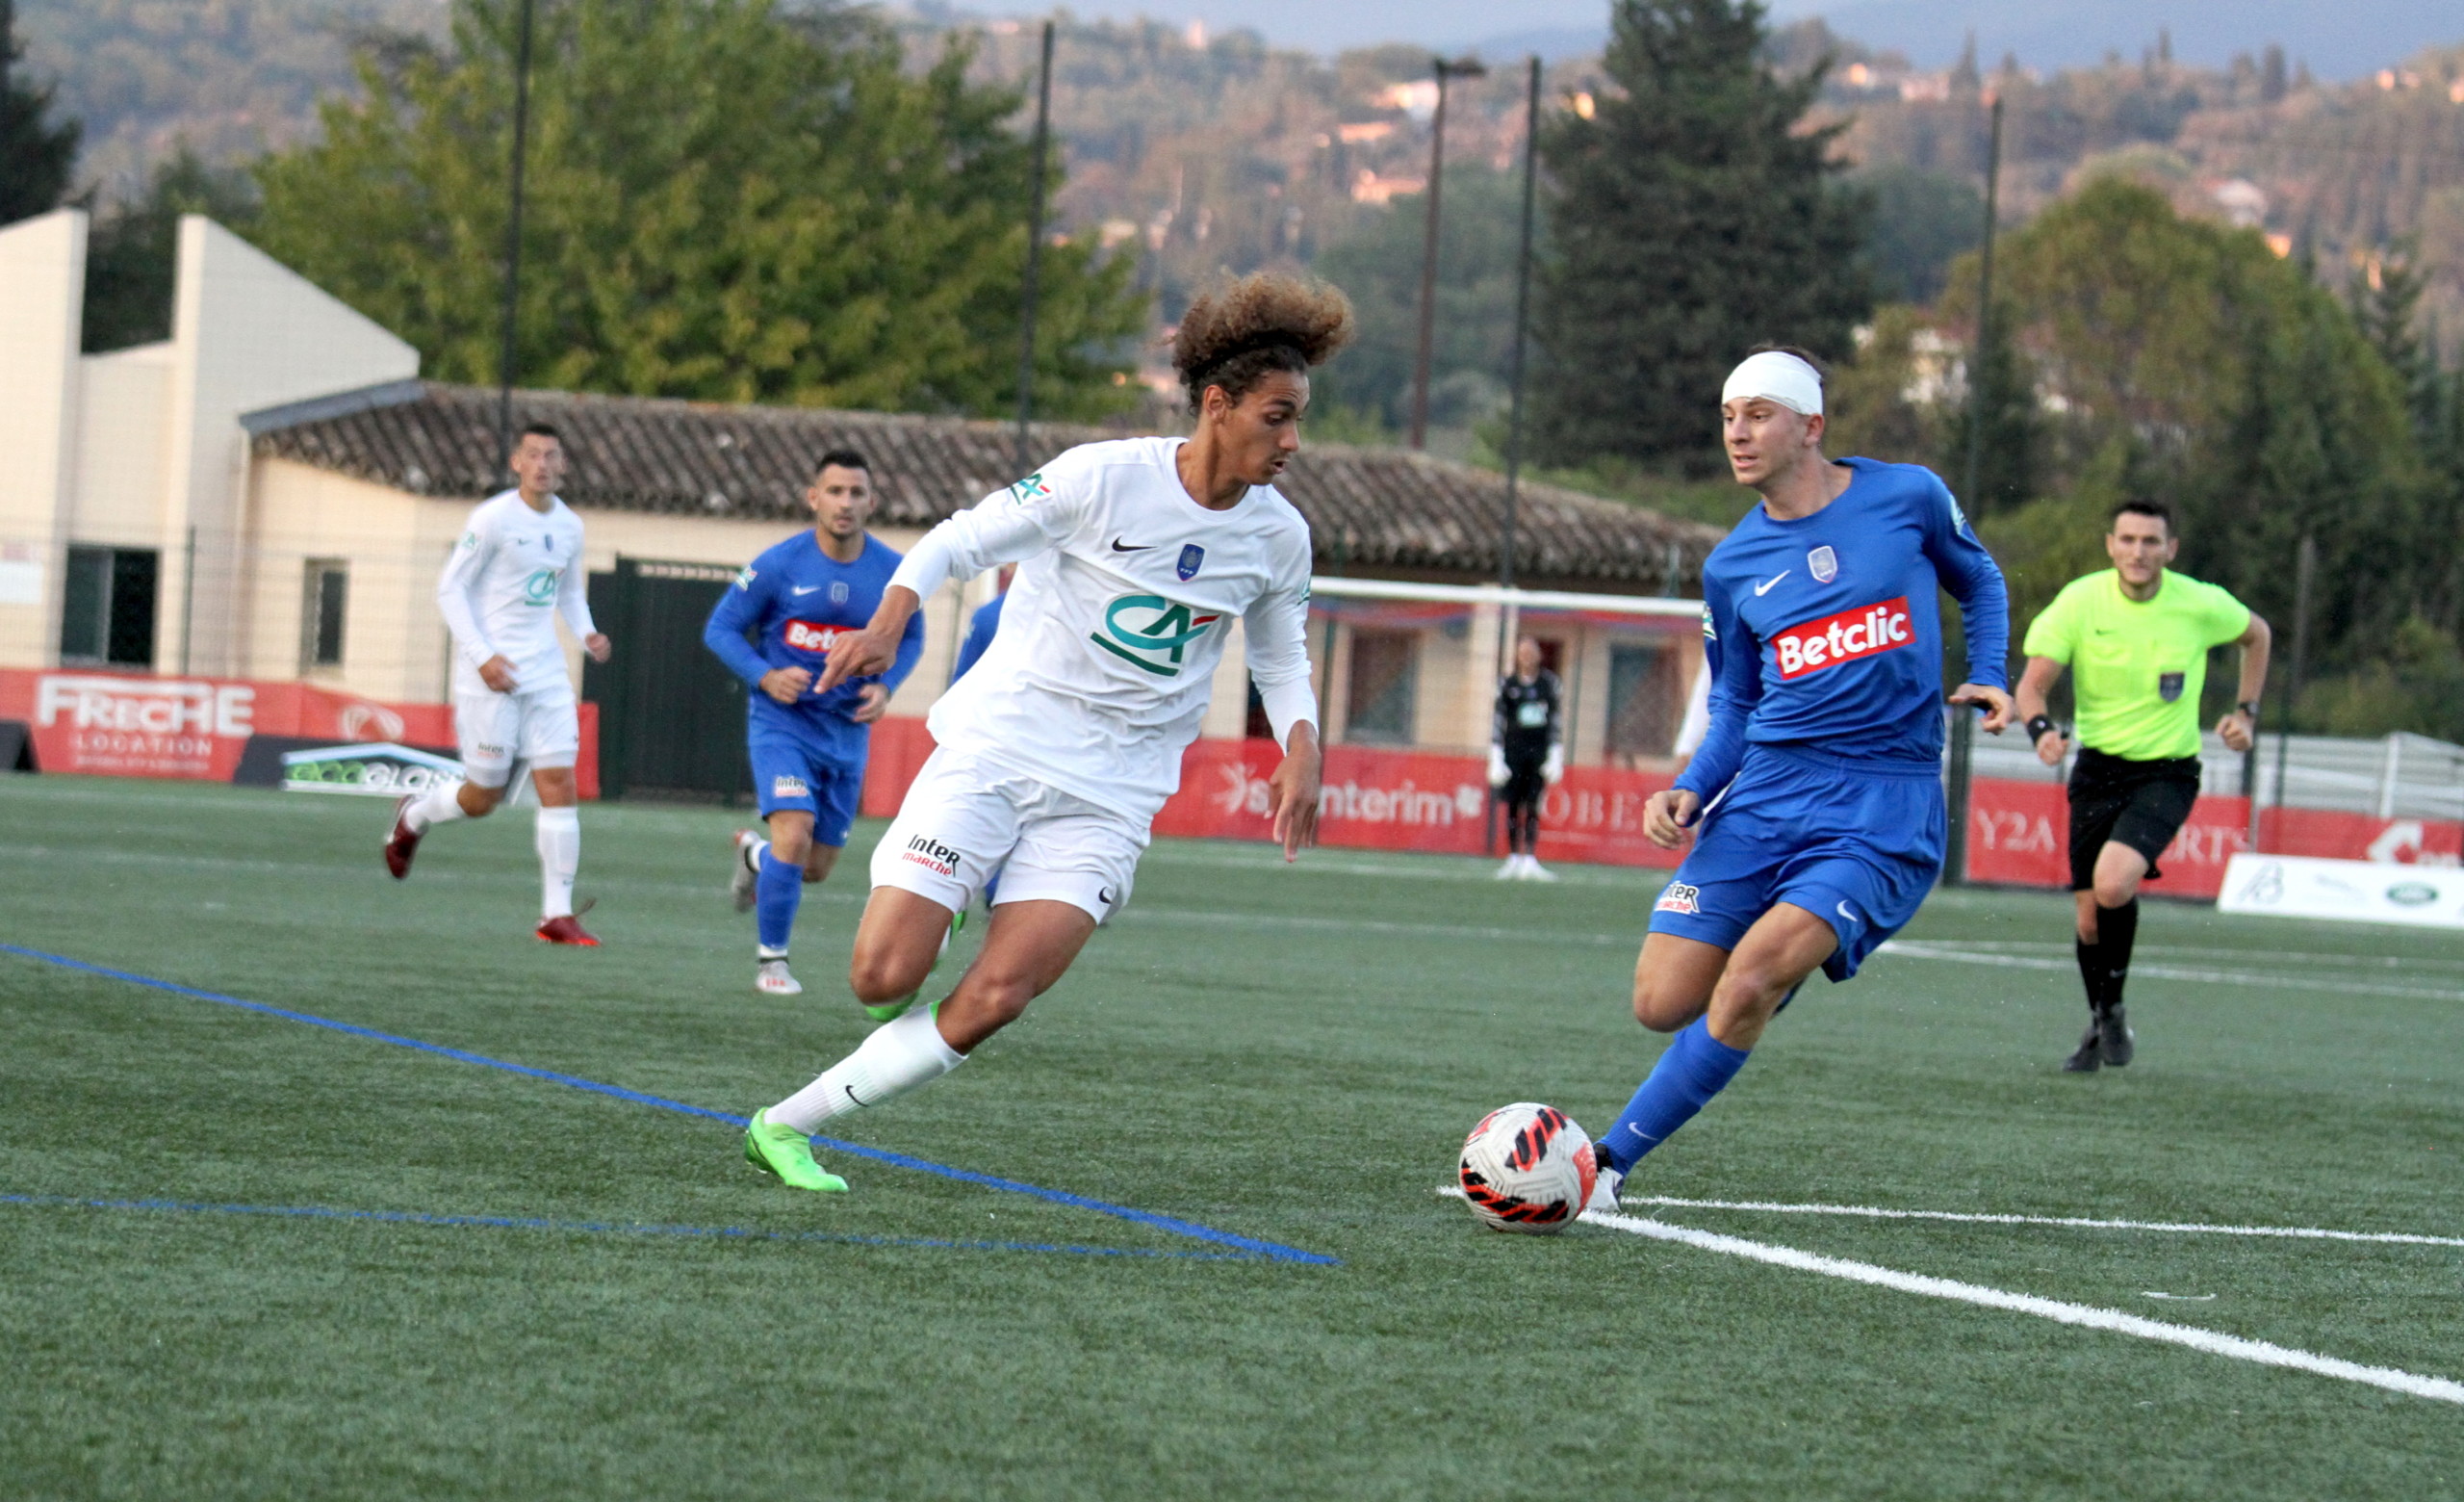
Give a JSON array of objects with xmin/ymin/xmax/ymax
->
[
  {"xmin": 743, "ymin": 1108, "xmax": 847, "ymax": 1193},
  {"xmin": 861, "ymin": 910, "xmax": 963, "ymax": 1023}
]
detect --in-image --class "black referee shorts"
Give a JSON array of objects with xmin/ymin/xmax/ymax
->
[{"xmin": 2066, "ymin": 746, "xmax": 2201, "ymax": 890}]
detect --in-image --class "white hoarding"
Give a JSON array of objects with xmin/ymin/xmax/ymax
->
[{"xmin": 2216, "ymin": 853, "xmax": 2464, "ymax": 929}]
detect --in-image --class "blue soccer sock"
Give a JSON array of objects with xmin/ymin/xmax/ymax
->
[
  {"xmin": 755, "ymin": 848, "xmax": 803, "ymax": 956},
  {"xmin": 1597, "ymin": 1018, "xmax": 1753, "ymax": 1175}
]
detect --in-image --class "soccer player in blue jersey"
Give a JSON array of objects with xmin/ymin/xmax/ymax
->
[
  {"xmin": 705, "ymin": 451, "xmax": 925, "ymax": 997},
  {"xmin": 1586, "ymin": 348, "xmax": 2015, "ymax": 1212}
]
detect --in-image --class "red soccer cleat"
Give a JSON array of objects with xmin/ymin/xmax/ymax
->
[
  {"xmin": 384, "ymin": 796, "xmax": 423, "ymax": 880},
  {"xmin": 535, "ymin": 914, "xmax": 600, "ymax": 946}
]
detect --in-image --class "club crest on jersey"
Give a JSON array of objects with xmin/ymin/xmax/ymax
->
[
  {"xmin": 1176, "ymin": 543, "xmax": 1205, "ymax": 582},
  {"xmin": 1091, "ymin": 594, "xmax": 1221, "ymax": 677},
  {"xmin": 2159, "ymin": 671, "xmax": 2186, "ymax": 703},
  {"xmin": 1008, "ymin": 472, "xmax": 1051, "ymax": 504},
  {"xmin": 830, "ymin": 580, "xmax": 850, "ymax": 605},
  {"xmin": 1772, "ymin": 597, "xmax": 1914, "ymax": 680},
  {"xmin": 1655, "ymin": 883, "xmax": 1701, "ymax": 915},
  {"xmin": 1809, "ymin": 545, "xmax": 1838, "ymax": 583},
  {"xmin": 783, "ymin": 619, "xmax": 849, "ymax": 653}
]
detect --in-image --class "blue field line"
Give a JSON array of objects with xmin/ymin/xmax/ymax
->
[
  {"xmin": 0, "ymin": 943, "xmax": 1337, "ymax": 1267},
  {"xmin": 0, "ymin": 1193, "xmax": 1270, "ymax": 1260}
]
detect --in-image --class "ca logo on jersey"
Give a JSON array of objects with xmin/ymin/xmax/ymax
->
[
  {"xmin": 1091, "ymin": 594, "xmax": 1221, "ymax": 677},
  {"xmin": 522, "ymin": 567, "xmax": 558, "ymax": 605}
]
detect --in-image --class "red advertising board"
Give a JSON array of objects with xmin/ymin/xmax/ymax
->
[
  {"xmin": 0, "ymin": 669, "xmax": 598, "ymax": 798},
  {"xmin": 860, "ymin": 719, "xmax": 1685, "ymax": 868},
  {"xmin": 1963, "ymin": 774, "xmax": 2460, "ymax": 898}
]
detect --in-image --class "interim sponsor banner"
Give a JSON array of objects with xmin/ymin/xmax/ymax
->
[
  {"xmin": 0, "ymin": 669, "xmax": 597, "ymax": 798},
  {"xmin": 860, "ymin": 718, "xmax": 1686, "ymax": 868},
  {"xmin": 1965, "ymin": 775, "xmax": 2462, "ymax": 899},
  {"xmin": 2217, "ymin": 853, "xmax": 2464, "ymax": 928},
  {"xmin": 280, "ymin": 742, "xmax": 467, "ymax": 797}
]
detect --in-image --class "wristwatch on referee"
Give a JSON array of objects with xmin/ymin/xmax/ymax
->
[
  {"xmin": 2236, "ymin": 700, "xmax": 2261, "ymax": 724},
  {"xmin": 2025, "ymin": 713, "xmax": 2059, "ymax": 747}
]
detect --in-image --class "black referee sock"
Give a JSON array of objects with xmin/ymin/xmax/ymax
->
[
  {"xmin": 2074, "ymin": 937, "xmax": 2104, "ymax": 1015},
  {"xmin": 2094, "ymin": 898, "xmax": 2141, "ymax": 1012}
]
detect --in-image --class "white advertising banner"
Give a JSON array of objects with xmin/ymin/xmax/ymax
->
[{"xmin": 2216, "ymin": 853, "xmax": 2464, "ymax": 929}]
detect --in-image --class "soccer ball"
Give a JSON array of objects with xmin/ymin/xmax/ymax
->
[{"xmin": 1457, "ymin": 1102, "xmax": 1598, "ymax": 1234}]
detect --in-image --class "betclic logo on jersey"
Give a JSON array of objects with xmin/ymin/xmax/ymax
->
[
  {"xmin": 783, "ymin": 619, "xmax": 849, "ymax": 654},
  {"xmin": 1091, "ymin": 594, "xmax": 1220, "ymax": 677},
  {"xmin": 1772, "ymin": 596, "xmax": 1914, "ymax": 680}
]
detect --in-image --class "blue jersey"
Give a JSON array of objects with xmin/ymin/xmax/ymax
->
[
  {"xmin": 950, "ymin": 593, "xmax": 1005, "ymax": 682},
  {"xmin": 703, "ymin": 531, "xmax": 925, "ymax": 756},
  {"xmin": 1676, "ymin": 457, "xmax": 2008, "ymax": 802}
]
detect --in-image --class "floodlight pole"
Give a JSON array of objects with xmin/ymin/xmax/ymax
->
[
  {"xmin": 1015, "ymin": 18, "xmax": 1055, "ymax": 478},
  {"xmin": 2267, "ymin": 533, "xmax": 2318, "ymax": 847},
  {"xmin": 496, "ymin": 0, "xmax": 536, "ymax": 485},
  {"xmin": 1498, "ymin": 55, "xmax": 1540, "ymax": 606},
  {"xmin": 1408, "ymin": 56, "xmax": 1483, "ymax": 452},
  {"xmin": 1944, "ymin": 91, "xmax": 2002, "ymax": 888}
]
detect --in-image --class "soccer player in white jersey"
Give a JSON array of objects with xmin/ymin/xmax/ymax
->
[
  {"xmin": 740, "ymin": 272, "xmax": 1353, "ymax": 1193},
  {"xmin": 384, "ymin": 423, "xmax": 613, "ymax": 945}
]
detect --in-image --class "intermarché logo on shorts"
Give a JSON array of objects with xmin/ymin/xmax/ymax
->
[
  {"xmin": 1091, "ymin": 594, "xmax": 1220, "ymax": 677},
  {"xmin": 903, "ymin": 834, "xmax": 961, "ymax": 877}
]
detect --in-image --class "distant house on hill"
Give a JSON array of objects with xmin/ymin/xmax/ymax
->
[{"xmin": 0, "ymin": 207, "xmax": 1720, "ymax": 787}]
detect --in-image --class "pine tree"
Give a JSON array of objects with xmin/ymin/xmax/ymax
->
[
  {"xmin": 0, "ymin": 0, "xmax": 79, "ymax": 223},
  {"xmin": 1531, "ymin": 0, "xmax": 1871, "ymax": 474}
]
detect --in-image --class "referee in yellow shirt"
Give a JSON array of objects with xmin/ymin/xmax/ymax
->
[{"xmin": 2015, "ymin": 501, "xmax": 2271, "ymax": 1073}]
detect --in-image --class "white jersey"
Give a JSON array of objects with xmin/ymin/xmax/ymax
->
[
  {"xmin": 436, "ymin": 489, "xmax": 596, "ymax": 697},
  {"xmin": 891, "ymin": 437, "xmax": 1318, "ymax": 822}
]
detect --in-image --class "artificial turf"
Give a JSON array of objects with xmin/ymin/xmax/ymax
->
[{"xmin": 4, "ymin": 772, "xmax": 2463, "ymax": 1499}]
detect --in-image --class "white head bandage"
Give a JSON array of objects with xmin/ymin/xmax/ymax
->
[{"xmin": 1722, "ymin": 350, "xmax": 1824, "ymax": 417}]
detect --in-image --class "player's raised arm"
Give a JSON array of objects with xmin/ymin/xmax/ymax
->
[{"xmin": 1925, "ymin": 477, "xmax": 2014, "ymax": 731}]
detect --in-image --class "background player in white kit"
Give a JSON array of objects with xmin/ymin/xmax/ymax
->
[
  {"xmin": 385, "ymin": 423, "xmax": 613, "ymax": 945},
  {"xmin": 741, "ymin": 272, "xmax": 1353, "ymax": 1192}
]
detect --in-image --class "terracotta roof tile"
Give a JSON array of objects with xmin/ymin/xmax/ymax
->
[{"xmin": 250, "ymin": 382, "xmax": 1719, "ymax": 591}]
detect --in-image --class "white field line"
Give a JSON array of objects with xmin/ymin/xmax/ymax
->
[
  {"xmin": 1878, "ymin": 940, "xmax": 2464, "ymax": 1002},
  {"xmin": 1625, "ymin": 1195, "xmax": 2464, "ymax": 1250},
  {"xmin": 1579, "ymin": 1207, "xmax": 2464, "ymax": 1406}
]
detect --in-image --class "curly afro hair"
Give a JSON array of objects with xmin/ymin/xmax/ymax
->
[{"xmin": 1172, "ymin": 272, "xmax": 1355, "ymax": 414}]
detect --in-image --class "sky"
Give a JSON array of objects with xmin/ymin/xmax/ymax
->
[{"xmin": 1024, "ymin": 0, "xmax": 2459, "ymax": 80}]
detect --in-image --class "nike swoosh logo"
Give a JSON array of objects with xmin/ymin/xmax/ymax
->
[
  {"xmin": 1110, "ymin": 538, "xmax": 1155, "ymax": 553},
  {"xmin": 790, "ymin": 584, "xmax": 821, "ymax": 595},
  {"xmin": 1099, "ymin": 888, "xmax": 1116, "ymax": 905},
  {"xmin": 1836, "ymin": 901, "xmax": 1860, "ymax": 924},
  {"xmin": 1754, "ymin": 571, "xmax": 1789, "ymax": 596}
]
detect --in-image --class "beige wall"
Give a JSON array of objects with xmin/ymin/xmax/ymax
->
[
  {"xmin": 69, "ymin": 344, "xmax": 175, "ymax": 547},
  {"xmin": 172, "ymin": 218, "xmax": 421, "ymax": 677},
  {"xmin": 239, "ymin": 457, "xmax": 967, "ymax": 712},
  {"xmin": 0, "ymin": 210, "xmax": 87, "ymax": 670}
]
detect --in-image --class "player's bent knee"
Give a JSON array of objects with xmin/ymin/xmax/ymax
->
[{"xmin": 1630, "ymin": 977, "xmax": 1706, "ymax": 1033}]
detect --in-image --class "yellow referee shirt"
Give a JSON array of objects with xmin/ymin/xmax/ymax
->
[{"xmin": 2022, "ymin": 569, "xmax": 2251, "ymax": 762}]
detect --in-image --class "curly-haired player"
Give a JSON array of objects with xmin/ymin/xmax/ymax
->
[{"xmin": 741, "ymin": 272, "xmax": 1353, "ymax": 1192}]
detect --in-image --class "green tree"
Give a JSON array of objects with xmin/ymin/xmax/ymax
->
[
  {"xmin": 1974, "ymin": 180, "xmax": 2419, "ymax": 684},
  {"xmin": 0, "ymin": 0, "xmax": 77, "ymax": 223},
  {"xmin": 80, "ymin": 144, "xmax": 260, "ymax": 350},
  {"xmin": 1310, "ymin": 163, "xmax": 1525, "ymax": 436},
  {"xmin": 253, "ymin": 0, "xmax": 1143, "ymax": 418},
  {"xmin": 1532, "ymin": 0, "xmax": 1872, "ymax": 475},
  {"xmin": 1858, "ymin": 164, "xmax": 1981, "ymax": 304}
]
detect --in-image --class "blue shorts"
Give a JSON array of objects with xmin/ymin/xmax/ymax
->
[
  {"xmin": 749, "ymin": 729, "xmax": 864, "ymax": 847},
  {"xmin": 1649, "ymin": 744, "xmax": 1944, "ymax": 982}
]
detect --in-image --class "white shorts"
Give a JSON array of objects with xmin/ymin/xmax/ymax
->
[
  {"xmin": 870, "ymin": 746, "xmax": 1148, "ymax": 923},
  {"xmin": 453, "ymin": 686, "xmax": 579, "ymax": 786}
]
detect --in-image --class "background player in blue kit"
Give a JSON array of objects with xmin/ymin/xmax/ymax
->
[
  {"xmin": 705, "ymin": 450, "xmax": 924, "ymax": 996},
  {"xmin": 1586, "ymin": 348, "xmax": 2015, "ymax": 1211}
]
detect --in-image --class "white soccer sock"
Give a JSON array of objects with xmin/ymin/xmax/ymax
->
[
  {"xmin": 770, "ymin": 1007, "xmax": 963, "ymax": 1133},
  {"xmin": 535, "ymin": 807, "xmax": 579, "ymax": 919},
  {"xmin": 404, "ymin": 782, "xmax": 470, "ymax": 835},
  {"xmin": 743, "ymin": 838, "xmax": 770, "ymax": 874}
]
